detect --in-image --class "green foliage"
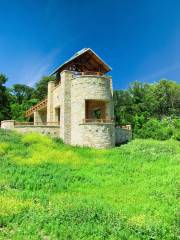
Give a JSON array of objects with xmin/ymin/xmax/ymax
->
[
  {"xmin": 135, "ymin": 118, "xmax": 168, "ymax": 140},
  {"xmin": 35, "ymin": 75, "xmax": 56, "ymax": 101},
  {"xmin": 114, "ymin": 90, "xmax": 133, "ymax": 125},
  {"xmin": 0, "ymin": 130, "xmax": 179, "ymax": 239},
  {"xmin": 134, "ymin": 117, "xmax": 180, "ymax": 140},
  {"xmin": 0, "ymin": 74, "xmax": 11, "ymax": 121},
  {"xmin": 114, "ymin": 79, "xmax": 180, "ymax": 127},
  {"xmin": 10, "ymin": 84, "xmax": 35, "ymax": 104},
  {"xmin": 0, "ymin": 73, "xmax": 55, "ymax": 121},
  {"xmin": 10, "ymin": 99, "xmax": 38, "ymax": 121},
  {"xmin": 171, "ymin": 118, "xmax": 180, "ymax": 141},
  {"xmin": 153, "ymin": 80, "xmax": 180, "ymax": 116},
  {"xmin": 9, "ymin": 84, "xmax": 39, "ymax": 121}
]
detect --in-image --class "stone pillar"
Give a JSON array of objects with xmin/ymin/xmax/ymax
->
[
  {"xmin": 60, "ymin": 70, "xmax": 73, "ymax": 144},
  {"xmin": 47, "ymin": 81, "xmax": 55, "ymax": 124},
  {"xmin": 1, "ymin": 120, "xmax": 15, "ymax": 129},
  {"xmin": 109, "ymin": 77, "xmax": 113, "ymax": 96},
  {"xmin": 34, "ymin": 111, "xmax": 41, "ymax": 125}
]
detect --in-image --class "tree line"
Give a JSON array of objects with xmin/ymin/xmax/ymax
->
[
  {"xmin": 0, "ymin": 73, "xmax": 180, "ymax": 139},
  {"xmin": 0, "ymin": 74, "xmax": 55, "ymax": 121},
  {"xmin": 114, "ymin": 80, "xmax": 180, "ymax": 140},
  {"xmin": 114, "ymin": 80, "xmax": 180, "ymax": 125}
]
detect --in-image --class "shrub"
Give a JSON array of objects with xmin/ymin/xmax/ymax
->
[
  {"xmin": 134, "ymin": 118, "xmax": 177, "ymax": 140},
  {"xmin": 172, "ymin": 118, "xmax": 180, "ymax": 140}
]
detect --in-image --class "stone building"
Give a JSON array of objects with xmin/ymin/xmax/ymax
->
[
  {"xmin": 1, "ymin": 48, "xmax": 132, "ymax": 148},
  {"xmin": 26, "ymin": 48, "xmax": 115, "ymax": 148}
]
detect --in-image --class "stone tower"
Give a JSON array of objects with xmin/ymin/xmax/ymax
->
[{"xmin": 27, "ymin": 48, "xmax": 115, "ymax": 148}]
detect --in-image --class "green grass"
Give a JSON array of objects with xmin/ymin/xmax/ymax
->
[{"xmin": 0, "ymin": 129, "xmax": 179, "ymax": 240}]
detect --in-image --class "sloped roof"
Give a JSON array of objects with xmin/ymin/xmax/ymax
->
[{"xmin": 50, "ymin": 48, "xmax": 112, "ymax": 75}]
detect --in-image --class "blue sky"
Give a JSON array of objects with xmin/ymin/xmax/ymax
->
[{"xmin": 0, "ymin": 0, "xmax": 180, "ymax": 89}]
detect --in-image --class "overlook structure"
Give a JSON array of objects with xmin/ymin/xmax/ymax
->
[
  {"xmin": 1, "ymin": 48, "xmax": 132, "ymax": 148},
  {"xmin": 26, "ymin": 48, "xmax": 115, "ymax": 148}
]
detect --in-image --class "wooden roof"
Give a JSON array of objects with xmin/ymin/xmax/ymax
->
[{"xmin": 50, "ymin": 48, "xmax": 112, "ymax": 76}]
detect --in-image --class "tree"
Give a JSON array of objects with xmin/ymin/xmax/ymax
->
[
  {"xmin": 0, "ymin": 74, "xmax": 11, "ymax": 121},
  {"xmin": 113, "ymin": 90, "xmax": 133, "ymax": 125},
  {"xmin": 35, "ymin": 75, "xmax": 56, "ymax": 101},
  {"xmin": 9, "ymin": 84, "xmax": 38, "ymax": 121},
  {"xmin": 10, "ymin": 84, "xmax": 35, "ymax": 104},
  {"xmin": 113, "ymin": 79, "xmax": 180, "ymax": 128},
  {"xmin": 153, "ymin": 79, "xmax": 180, "ymax": 117},
  {"xmin": 7, "ymin": 75, "xmax": 56, "ymax": 121},
  {"xmin": 129, "ymin": 81, "xmax": 157, "ymax": 117}
]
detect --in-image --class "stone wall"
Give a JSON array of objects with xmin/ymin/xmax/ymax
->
[
  {"xmin": 1, "ymin": 121, "xmax": 132, "ymax": 148},
  {"xmin": 1, "ymin": 120, "xmax": 15, "ymax": 129},
  {"xmin": 115, "ymin": 127, "xmax": 132, "ymax": 144},
  {"xmin": 71, "ymin": 74, "xmax": 114, "ymax": 146},
  {"xmin": 53, "ymin": 84, "xmax": 61, "ymax": 108},
  {"xmin": 1, "ymin": 120, "xmax": 60, "ymax": 138},
  {"xmin": 14, "ymin": 126, "xmax": 60, "ymax": 138},
  {"xmin": 80, "ymin": 123, "xmax": 115, "ymax": 148}
]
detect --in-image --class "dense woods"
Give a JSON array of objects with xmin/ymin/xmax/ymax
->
[
  {"xmin": 0, "ymin": 74, "xmax": 55, "ymax": 121},
  {"xmin": 0, "ymin": 73, "xmax": 179, "ymax": 139},
  {"xmin": 114, "ymin": 80, "xmax": 180, "ymax": 125},
  {"xmin": 114, "ymin": 80, "xmax": 180, "ymax": 140}
]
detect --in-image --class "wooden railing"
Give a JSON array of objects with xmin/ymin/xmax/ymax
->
[
  {"xmin": 73, "ymin": 71, "xmax": 104, "ymax": 77},
  {"xmin": 82, "ymin": 118, "xmax": 114, "ymax": 124},
  {"xmin": 15, "ymin": 121, "xmax": 60, "ymax": 126},
  {"xmin": 25, "ymin": 98, "xmax": 47, "ymax": 117}
]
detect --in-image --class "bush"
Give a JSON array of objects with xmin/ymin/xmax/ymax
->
[
  {"xmin": 134, "ymin": 117, "xmax": 180, "ymax": 140},
  {"xmin": 172, "ymin": 118, "xmax": 180, "ymax": 140}
]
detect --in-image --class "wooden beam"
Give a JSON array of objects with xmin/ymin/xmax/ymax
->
[{"xmin": 25, "ymin": 98, "xmax": 47, "ymax": 117}]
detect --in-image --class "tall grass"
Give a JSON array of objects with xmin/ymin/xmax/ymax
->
[{"xmin": 0, "ymin": 129, "xmax": 179, "ymax": 239}]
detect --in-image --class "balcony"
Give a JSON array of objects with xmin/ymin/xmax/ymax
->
[
  {"xmin": 73, "ymin": 71, "xmax": 104, "ymax": 78},
  {"xmin": 82, "ymin": 118, "xmax": 114, "ymax": 124},
  {"xmin": 15, "ymin": 121, "xmax": 60, "ymax": 127}
]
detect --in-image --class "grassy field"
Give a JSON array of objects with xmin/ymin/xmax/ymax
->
[{"xmin": 0, "ymin": 129, "xmax": 179, "ymax": 240}]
